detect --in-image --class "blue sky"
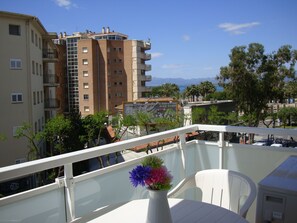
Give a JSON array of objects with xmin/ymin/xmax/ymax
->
[{"xmin": 1, "ymin": 0, "xmax": 297, "ymax": 79}]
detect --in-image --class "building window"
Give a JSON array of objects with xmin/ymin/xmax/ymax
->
[
  {"xmin": 37, "ymin": 91, "xmax": 40, "ymax": 104},
  {"xmin": 82, "ymin": 47, "xmax": 88, "ymax": 53},
  {"xmin": 33, "ymin": 92, "xmax": 36, "ymax": 105},
  {"xmin": 82, "ymin": 59, "xmax": 88, "ymax": 65},
  {"xmin": 119, "ymin": 59, "xmax": 122, "ymax": 63},
  {"xmin": 9, "ymin": 24, "xmax": 21, "ymax": 36},
  {"xmin": 36, "ymin": 63, "xmax": 39, "ymax": 75},
  {"xmin": 40, "ymin": 64, "xmax": 42, "ymax": 75},
  {"xmin": 10, "ymin": 59, "xmax": 22, "ymax": 70},
  {"xmin": 83, "ymin": 83, "xmax": 89, "ymax": 89},
  {"xmin": 35, "ymin": 33, "xmax": 38, "ymax": 46},
  {"xmin": 31, "ymin": 30, "xmax": 34, "ymax": 43},
  {"xmin": 11, "ymin": 93, "xmax": 23, "ymax": 103},
  {"xmin": 39, "ymin": 38, "xmax": 41, "ymax": 49},
  {"xmin": 38, "ymin": 119, "xmax": 41, "ymax": 131},
  {"xmin": 83, "ymin": 94, "xmax": 89, "ymax": 100},
  {"xmin": 118, "ymin": 70, "xmax": 123, "ymax": 75},
  {"xmin": 83, "ymin": 71, "xmax": 88, "ymax": 77},
  {"xmin": 84, "ymin": 106, "xmax": 90, "ymax": 112},
  {"xmin": 32, "ymin": 61, "xmax": 35, "ymax": 74},
  {"xmin": 40, "ymin": 91, "xmax": 43, "ymax": 103}
]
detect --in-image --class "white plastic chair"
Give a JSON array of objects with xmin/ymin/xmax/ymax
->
[{"xmin": 168, "ymin": 169, "xmax": 256, "ymax": 218}]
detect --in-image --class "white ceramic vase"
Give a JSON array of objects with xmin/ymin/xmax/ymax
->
[{"xmin": 146, "ymin": 189, "xmax": 173, "ymax": 223}]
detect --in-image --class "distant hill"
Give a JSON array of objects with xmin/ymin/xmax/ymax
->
[{"xmin": 147, "ymin": 77, "xmax": 217, "ymax": 86}]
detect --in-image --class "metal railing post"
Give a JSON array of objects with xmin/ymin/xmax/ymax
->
[
  {"xmin": 218, "ymin": 132, "xmax": 225, "ymax": 169},
  {"xmin": 178, "ymin": 133, "xmax": 186, "ymax": 174},
  {"xmin": 64, "ymin": 163, "xmax": 75, "ymax": 222}
]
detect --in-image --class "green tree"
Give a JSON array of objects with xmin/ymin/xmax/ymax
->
[
  {"xmin": 42, "ymin": 115, "xmax": 74, "ymax": 155},
  {"xmin": 184, "ymin": 84, "xmax": 200, "ymax": 102},
  {"xmin": 284, "ymin": 79, "xmax": 297, "ymax": 100},
  {"xmin": 135, "ymin": 111, "xmax": 154, "ymax": 135},
  {"xmin": 205, "ymin": 91, "xmax": 228, "ymax": 101},
  {"xmin": 0, "ymin": 134, "xmax": 6, "ymax": 141},
  {"xmin": 198, "ymin": 81, "xmax": 216, "ymax": 99},
  {"xmin": 207, "ymin": 106, "xmax": 225, "ymax": 125},
  {"xmin": 111, "ymin": 114, "xmax": 137, "ymax": 141},
  {"xmin": 278, "ymin": 107, "xmax": 297, "ymax": 128},
  {"xmin": 217, "ymin": 43, "xmax": 296, "ymax": 127},
  {"xmin": 150, "ymin": 83, "xmax": 180, "ymax": 98},
  {"xmin": 192, "ymin": 108, "xmax": 208, "ymax": 124},
  {"xmin": 14, "ymin": 123, "xmax": 42, "ymax": 160},
  {"xmin": 82, "ymin": 111, "xmax": 108, "ymax": 147}
]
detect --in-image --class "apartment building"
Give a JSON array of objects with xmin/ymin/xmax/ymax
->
[
  {"xmin": 60, "ymin": 27, "xmax": 152, "ymax": 115},
  {"xmin": 0, "ymin": 11, "xmax": 59, "ymax": 167}
]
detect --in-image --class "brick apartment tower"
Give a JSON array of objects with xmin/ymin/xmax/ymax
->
[{"xmin": 60, "ymin": 27, "xmax": 152, "ymax": 115}]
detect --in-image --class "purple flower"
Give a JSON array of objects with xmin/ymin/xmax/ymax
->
[{"xmin": 129, "ymin": 165, "xmax": 151, "ymax": 187}]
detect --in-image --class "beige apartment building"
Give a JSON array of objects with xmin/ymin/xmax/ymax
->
[
  {"xmin": 60, "ymin": 27, "xmax": 152, "ymax": 115},
  {"xmin": 0, "ymin": 11, "xmax": 59, "ymax": 167}
]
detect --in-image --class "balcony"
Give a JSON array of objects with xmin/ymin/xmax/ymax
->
[
  {"xmin": 0, "ymin": 124, "xmax": 296, "ymax": 223},
  {"xmin": 140, "ymin": 52, "xmax": 151, "ymax": 60},
  {"xmin": 43, "ymin": 74, "xmax": 59, "ymax": 87},
  {"xmin": 42, "ymin": 49, "xmax": 58, "ymax": 62},
  {"xmin": 44, "ymin": 98, "xmax": 60, "ymax": 109},
  {"xmin": 140, "ymin": 74, "xmax": 152, "ymax": 82},
  {"xmin": 143, "ymin": 41, "xmax": 151, "ymax": 50}
]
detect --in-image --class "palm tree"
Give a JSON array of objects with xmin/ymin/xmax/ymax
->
[
  {"xmin": 184, "ymin": 85, "xmax": 199, "ymax": 102},
  {"xmin": 198, "ymin": 81, "xmax": 216, "ymax": 99}
]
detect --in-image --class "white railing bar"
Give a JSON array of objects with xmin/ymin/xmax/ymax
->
[
  {"xmin": 197, "ymin": 124, "xmax": 297, "ymax": 137},
  {"xmin": 74, "ymin": 145, "xmax": 176, "ymax": 183},
  {"xmin": 1, "ymin": 124, "xmax": 296, "ymax": 183},
  {"xmin": 0, "ymin": 125, "xmax": 197, "ymax": 183}
]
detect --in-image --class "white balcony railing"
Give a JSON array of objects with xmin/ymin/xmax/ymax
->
[{"xmin": 0, "ymin": 124, "xmax": 296, "ymax": 223}]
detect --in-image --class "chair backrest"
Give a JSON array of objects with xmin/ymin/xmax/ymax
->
[{"xmin": 168, "ymin": 169, "xmax": 256, "ymax": 218}]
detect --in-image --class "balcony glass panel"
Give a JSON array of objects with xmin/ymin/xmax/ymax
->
[{"xmin": 0, "ymin": 187, "xmax": 66, "ymax": 223}]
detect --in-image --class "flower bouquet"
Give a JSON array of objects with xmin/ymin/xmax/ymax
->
[{"xmin": 129, "ymin": 155, "xmax": 173, "ymax": 190}]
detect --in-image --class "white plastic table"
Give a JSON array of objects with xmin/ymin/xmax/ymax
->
[{"xmin": 83, "ymin": 198, "xmax": 249, "ymax": 223}]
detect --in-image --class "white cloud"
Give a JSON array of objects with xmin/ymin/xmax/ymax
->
[
  {"xmin": 151, "ymin": 52, "xmax": 164, "ymax": 58},
  {"xmin": 182, "ymin": 34, "xmax": 190, "ymax": 41},
  {"xmin": 54, "ymin": 0, "xmax": 76, "ymax": 9},
  {"xmin": 162, "ymin": 64, "xmax": 184, "ymax": 69},
  {"xmin": 218, "ymin": 22, "xmax": 260, "ymax": 35}
]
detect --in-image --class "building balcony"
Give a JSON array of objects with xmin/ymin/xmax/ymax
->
[
  {"xmin": 143, "ymin": 41, "xmax": 151, "ymax": 50},
  {"xmin": 44, "ymin": 98, "xmax": 60, "ymax": 109},
  {"xmin": 140, "ymin": 74, "xmax": 152, "ymax": 82},
  {"xmin": 42, "ymin": 49, "xmax": 58, "ymax": 62},
  {"xmin": 140, "ymin": 52, "xmax": 151, "ymax": 60},
  {"xmin": 43, "ymin": 74, "xmax": 59, "ymax": 87},
  {"xmin": 0, "ymin": 125, "xmax": 296, "ymax": 223},
  {"xmin": 144, "ymin": 64, "xmax": 151, "ymax": 71}
]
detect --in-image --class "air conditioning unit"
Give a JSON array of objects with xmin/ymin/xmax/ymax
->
[{"xmin": 256, "ymin": 155, "xmax": 297, "ymax": 223}]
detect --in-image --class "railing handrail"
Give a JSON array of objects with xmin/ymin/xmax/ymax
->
[{"xmin": 0, "ymin": 124, "xmax": 296, "ymax": 183}]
